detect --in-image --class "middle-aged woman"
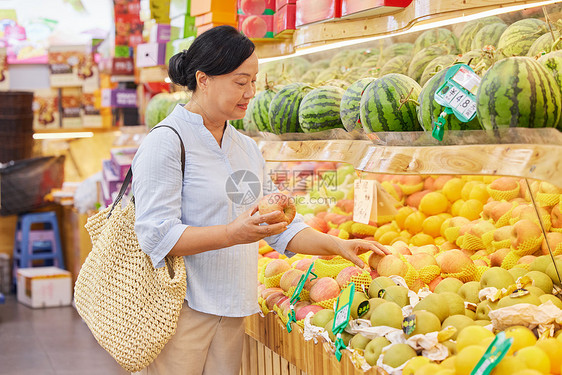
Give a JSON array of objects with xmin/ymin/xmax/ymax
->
[{"xmin": 131, "ymin": 25, "xmax": 389, "ymax": 375}]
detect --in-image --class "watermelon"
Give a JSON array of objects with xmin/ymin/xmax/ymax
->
[
  {"xmin": 528, "ymin": 30, "xmax": 562, "ymax": 57},
  {"xmin": 458, "ymin": 16, "xmax": 504, "ymax": 53},
  {"xmin": 269, "ymin": 83, "xmax": 313, "ymax": 134},
  {"xmin": 165, "ymin": 91, "xmax": 191, "ymax": 117},
  {"xmin": 413, "ymin": 29, "xmax": 459, "ymax": 54},
  {"xmin": 538, "ymin": 50, "xmax": 562, "ymax": 129},
  {"xmin": 311, "ymin": 59, "xmax": 331, "ymax": 70},
  {"xmin": 248, "ymin": 86, "xmax": 276, "ymax": 132},
  {"xmin": 343, "ymin": 67, "xmax": 371, "ymax": 82},
  {"xmin": 230, "ymin": 118, "xmax": 244, "ymax": 130},
  {"xmin": 417, "ymin": 70, "xmax": 481, "ymax": 131},
  {"xmin": 299, "ymin": 86, "xmax": 346, "ymax": 133},
  {"xmin": 471, "ymin": 23, "xmax": 507, "ymax": 51},
  {"xmin": 330, "ymin": 50, "xmax": 352, "ymax": 68},
  {"xmin": 315, "ymin": 67, "xmax": 344, "ymax": 84},
  {"xmin": 497, "ymin": 19, "xmax": 548, "ymax": 57},
  {"xmin": 377, "ymin": 43, "xmax": 414, "ymax": 67},
  {"xmin": 361, "ymin": 55, "xmax": 380, "ymax": 68},
  {"xmin": 300, "ymin": 68, "xmax": 323, "ymax": 84},
  {"xmin": 419, "ymin": 55, "xmax": 457, "ymax": 87},
  {"xmin": 284, "ymin": 57, "xmax": 312, "ymax": 80},
  {"xmin": 145, "ymin": 93, "xmax": 176, "ymax": 129},
  {"xmin": 340, "ymin": 77, "xmax": 376, "ymax": 131},
  {"xmin": 322, "ymin": 79, "xmax": 350, "ymax": 90},
  {"xmin": 476, "ymin": 57, "xmax": 562, "ymax": 129},
  {"xmin": 380, "ymin": 55, "xmax": 411, "ymax": 76},
  {"xmin": 407, "ymin": 45, "xmax": 452, "ymax": 82},
  {"xmin": 359, "ymin": 73, "xmax": 422, "ymax": 132}
]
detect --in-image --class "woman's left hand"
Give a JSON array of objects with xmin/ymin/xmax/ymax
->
[{"xmin": 330, "ymin": 237, "xmax": 390, "ymax": 269}]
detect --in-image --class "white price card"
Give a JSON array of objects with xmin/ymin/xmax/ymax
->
[
  {"xmin": 442, "ymin": 85, "xmax": 459, "ymax": 103},
  {"xmin": 452, "ymin": 66, "xmax": 481, "ymax": 95},
  {"xmin": 451, "ymin": 91, "xmax": 467, "ymax": 110},
  {"xmin": 353, "ymin": 179, "xmax": 376, "ymax": 224},
  {"xmin": 334, "ymin": 305, "xmax": 350, "ymax": 328}
]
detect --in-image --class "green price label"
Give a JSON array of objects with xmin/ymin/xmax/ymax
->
[{"xmin": 402, "ymin": 314, "xmax": 416, "ymax": 335}]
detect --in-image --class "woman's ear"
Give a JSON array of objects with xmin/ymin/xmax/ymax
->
[{"xmin": 195, "ymin": 70, "xmax": 209, "ymax": 92}]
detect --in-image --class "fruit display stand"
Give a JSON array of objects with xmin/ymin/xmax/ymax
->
[{"xmin": 238, "ymin": 128, "xmax": 562, "ymax": 375}]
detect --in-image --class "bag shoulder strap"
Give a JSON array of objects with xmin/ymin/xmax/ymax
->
[{"xmin": 108, "ymin": 125, "xmax": 186, "ymax": 218}]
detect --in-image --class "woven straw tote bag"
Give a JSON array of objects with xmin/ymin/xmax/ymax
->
[{"xmin": 74, "ymin": 125, "xmax": 187, "ymax": 372}]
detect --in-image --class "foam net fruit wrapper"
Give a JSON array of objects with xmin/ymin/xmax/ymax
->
[
  {"xmin": 313, "ymin": 296, "xmax": 338, "ymax": 310},
  {"xmin": 482, "ymin": 230, "xmax": 495, "ymax": 252},
  {"xmin": 475, "ymin": 265, "xmax": 490, "ymax": 281},
  {"xmin": 358, "ymin": 251, "xmax": 372, "ymax": 265},
  {"xmin": 398, "ymin": 181, "xmax": 424, "ymax": 195},
  {"xmin": 501, "ymin": 251, "xmax": 521, "ymax": 269},
  {"xmin": 487, "ymin": 184, "xmax": 520, "ymax": 202},
  {"xmin": 442, "ymin": 263, "xmax": 477, "ymax": 282},
  {"xmin": 494, "ymin": 204, "xmax": 517, "ymax": 228},
  {"xmin": 340, "ymin": 271, "xmax": 372, "ymax": 291},
  {"xmin": 511, "ymin": 235, "xmax": 544, "ymax": 257},
  {"xmin": 284, "ymin": 285, "xmax": 310, "ymax": 301},
  {"xmin": 536, "ymin": 192, "xmax": 561, "ymax": 207},
  {"xmin": 492, "ymin": 239, "xmax": 512, "ymax": 252},
  {"xmin": 471, "ymin": 253, "xmax": 491, "ymax": 265},
  {"xmin": 314, "ymin": 257, "xmax": 354, "ymax": 278},
  {"xmin": 263, "ymin": 272, "xmax": 284, "ymax": 289},
  {"xmin": 509, "ymin": 214, "xmax": 551, "ymax": 231},
  {"xmin": 418, "ymin": 265, "xmax": 441, "ymax": 284},
  {"xmin": 460, "ymin": 232, "xmax": 485, "ymax": 251},
  {"xmin": 444, "ymin": 226, "xmax": 461, "ymax": 243}
]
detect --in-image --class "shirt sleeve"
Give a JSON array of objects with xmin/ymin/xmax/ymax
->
[
  {"xmin": 260, "ymin": 153, "xmax": 308, "ymax": 257},
  {"xmin": 132, "ymin": 128, "xmax": 188, "ymax": 268}
]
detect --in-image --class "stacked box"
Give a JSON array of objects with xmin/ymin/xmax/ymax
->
[
  {"xmin": 101, "ymin": 158, "xmax": 133, "ymax": 207},
  {"xmin": 238, "ymin": 0, "xmax": 275, "ymax": 39},
  {"xmin": 274, "ymin": 3, "xmax": 296, "ymax": 36},
  {"xmin": 341, "ymin": 0, "xmax": 412, "ymax": 18},
  {"xmin": 32, "ymin": 89, "xmax": 60, "ymax": 130},
  {"xmin": 17, "ymin": 267, "xmax": 72, "ymax": 308},
  {"xmin": 136, "ymin": 43, "xmax": 167, "ymax": 68},
  {"xmin": 296, "ymin": 0, "xmax": 341, "ymax": 27},
  {"xmin": 101, "ymin": 88, "xmax": 138, "ymax": 108},
  {"xmin": 60, "ymin": 87, "xmax": 82, "ymax": 129}
]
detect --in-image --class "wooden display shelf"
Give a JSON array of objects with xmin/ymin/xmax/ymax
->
[
  {"xmin": 33, "ymin": 128, "xmax": 116, "ymax": 134},
  {"xmin": 255, "ymin": 0, "xmax": 556, "ymax": 58},
  {"xmin": 241, "ymin": 313, "xmax": 378, "ymax": 375},
  {"xmin": 256, "ymin": 128, "xmax": 562, "ymax": 188}
]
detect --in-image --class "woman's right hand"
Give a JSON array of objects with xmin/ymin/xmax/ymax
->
[{"xmin": 225, "ymin": 207, "xmax": 288, "ymax": 246}]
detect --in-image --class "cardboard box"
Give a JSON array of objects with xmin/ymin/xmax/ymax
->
[
  {"xmin": 191, "ymin": 0, "xmax": 236, "ymax": 17},
  {"xmin": 341, "ymin": 0, "xmax": 412, "ymax": 18},
  {"xmin": 275, "ymin": 0, "xmax": 296, "ymax": 11},
  {"xmin": 166, "ymin": 37, "xmax": 195, "ymax": 64},
  {"xmin": 237, "ymin": 0, "xmax": 275, "ymax": 15},
  {"xmin": 101, "ymin": 159, "xmax": 131, "ymax": 206},
  {"xmin": 82, "ymin": 64, "xmax": 99, "ymax": 94},
  {"xmin": 110, "ymin": 148, "xmax": 138, "ymax": 180},
  {"xmin": 195, "ymin": 12, "xmax": 237, "ymax": 27},
  {"xmin": 48, "ymin": 45, "xmax": 88, "ymax": 88},
  {"xmin": 296, "ymin": 0, "xmax": 341, "ymax": 27},
  {"xmin": 238, "ymin": 15, "xmax": 274, "ymax": 39},
  {"xmin": 170, "ymin": 13, "xmax": 197, "ymax": 39},
  {"xmin": 111, "ymin": 57, "xmax": 135, "ymax": 76},
  {"xmin": 61, "ymin": 87, "xmax": 82, "ymax": 129},
  {"xmin": 150, "ymin": 0, "xmax": 171, "ymax": 23},
  {"xmin": 198, "ymin": 22, "xmax": 237, "ymax": 36},
  {"xmin": 17, "ymin": 267, "xmax": 72, "ymax": 308},
  {"xmin": 274, "ymin": 4, "xmax": 296, "ymax": 35},
  {"xmin": 136, "ymin": 43, "xmax": 167, "ymax": 68},
  {"xmin": 82, "ymin": 92, "xmax": 103, "ymax": 128},
  {"xmin": 149, "ymin": 24, "xmax": 172, "ymax": 43},
  {"xmin": 170, "ymin": 0, "xmax": 190, "ymax": 19},
  {"xmin": 32, "ymin": 89, "xmax": 60, "ymax": 130},
  {"xmin": 101, "ymin": 89, "xmax": 138, "ymax": 108}
]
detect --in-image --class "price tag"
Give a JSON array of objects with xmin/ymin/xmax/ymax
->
[
  {"xmin": 332, "ymin": 283, "xmax": 355, "ymax": 361},
  {"xmin": 353, "ymin": 179, "xmax": 375, "ymax": 224},
  {"xmin": 471, "ymin": 331, "xmax": 513, "ymax": 375},
  {"xmin": 402, "ymin": 314, "xmax": 416, "ymax": 335}
]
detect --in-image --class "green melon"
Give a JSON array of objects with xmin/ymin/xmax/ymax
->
[
  {"xmin": 361, "ymin": 55, "xmax": 381, "ymax": 68},
  {"xmin": 458, "ymin": 16, "xmax": 504, "ymax": 53},
  {"xmin": 145, "ymin": 93, "xmax": 176, "ymax": 129},
  {"xmin": 380, "ymin": 55, "xmax": 411, "ymax": 76},
  {"xmin": 497, "ymin": 18, "xmax": 548, "ymax": 57},
  {"xmin": 359, "ymin": 73, "xmax": 422, "ymax": 132},
  {"xmin": 378, "ymin": 43, "xmax": 414, "ymax": 67},
  {"xmin": 476, "ymin": 57, "xmax": 561, "ymax": 129},
  {"xmin": 300, "ymin": 68, "xmax": 323, "ymax": 84},
  {"xmin": 340, "ymin": 77, "xmax": 376, "ymax": 131},
  {"xmin": 299, "ymin": 86, "xmax": 346, "ymax": 133},
  {"xmin": 269, "ymin": 83, "xmax": 313, "ymax": 134},
  {"xmin": 248, "ymin": 87, "xmax": 276, "ymax": 132},
  {"xmin": 417, "ymin": 70, "xmax": 482, "ymax": 132},
  {"xmin": 230, "ymin": 118, "xmax": 244, "ymax": 130},
  {"xmin": 419, "ymin": 55, "xmax": 457, "ymax": 87},
  {"xmin": 528, "ymin": 30, "xmax": 562, "ymax": 57},
  {"xmin": 414, "ymin": 28, "xmax": 459, "ymax": 54},
  {"xmin": 408, "ymin": 45, "xmax": 452, "ymax": 82},
  {"xmin": 471, "ymin": 22, "xmax": 508, "ymax": 51}
]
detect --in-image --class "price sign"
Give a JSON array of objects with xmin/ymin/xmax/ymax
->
[
  {"xmin": 432, "ymin": 64, "xmax": 481, "ymax": 141},
  {"xmin": 353, "ymin": 179, "xmax": 375, "ymax": 224},
  {"xmin": 332, "ymin": 283, "xmax": 355, "ymax": 361}
]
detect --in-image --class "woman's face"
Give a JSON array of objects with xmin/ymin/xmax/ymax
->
[{"xmin": 205, "ymin": 52, "xmax": 259, "ymax": 121}]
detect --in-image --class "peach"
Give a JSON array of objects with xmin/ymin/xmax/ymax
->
[
  {"xmin": 428, "ymin": 276, "xmax": 443, "ymax": 292},
  {"xmin": 539, "ymin": 181, "xmax": 562, "ymax": 194},
  {"xmin": 408, "ymin": 252, "xmax": 438, "ymax": 270},
  {"xmin": 278, "ymin": 298, "xmax": 292, "ymax": 316},
  {"xmin": 263, "ymin": 251, "xmax": 280, "ymax": 259},
  {"xmin": 377, "ymin": 255, "xmax": 408, "ymax": 277},
  {"xmin": 402, "ymin": 175, "xmax": 424, "ymax": 185},
  {"xmin": 258, "ymin": 284, "xmax": 266, "ymax": 295},
  {"xmin": 552, "ymin": 204, "xmax": 562, "ymax": 228},
  {"xmin": 406, "ymin": 190, "xmax": 431, "ymax": 209},
  {"xmin": 280, "ymin": 269, "xmax": 305, "ymax": 292},
  {"xmin": 309, "ymin": 277, "xmax": 340, "ymax": 302},
  {"xmin": 424, "ymin": 176, "xmax": 435, "ymax": 191},
  {"xmin": 489, "ymin": 177, "xmax": 519, "ymax": 191},
  {"xmin": 493, "ymin": 226, "xmax": 513, "ymax": 242},
  {"xmin": 490, "ymin": 248, "xmax": 511, "ymax": 267},
  {"xmin": 512, "ymin": 205, "xmax": 550, "ymax": 224},
  {"xmin": 413, "ymin": 244, "xmax": 440, "ymax": 256},
  {"xmin": 511, "ymin": 219, "xmax": 542, "ymax": 250},
  {"xmin": 264, "ymin": 259, "xmax": 291, "ymax": 278},
  {"xmin": 436, "ymin": 249, "xmax": 474, "ymax": 274},
  {"xmin": 391, "ymin": 241, "xmax": 412, "ymax": 256},
  {"xmin": 469, "ymin": 220, "xmax": 496, "ymax": 237},
  {"xmin": 296, "ymin": 304, "xmax": 323, "ymax": 321},
  {"xmin": 324, "ymin": 213, "xmax": 352, "ymax": 225},
  {"xmin": 433, "ymin": 175, "xmax": 454, "ymax": 190},
  {"xmin": 440, "ymin": 241, "xmax": 459, "ymax": 251},
  {"xmin": 370, "ymin": 269, "xmax": 380, "ymax": 279},
  {"xmin": 327, "ymin": 228, "xmax": 341, "ymax": 237},
  {"xmin": 265, "ymin": 292, "xmax": 287, "ymax": 310},
  {"xmin": 490, "ymin": 202, "xmax": 514, "ymax": 222},
  {"xmin": 542, "ymin": 232, "xmax": 562, "ymax": 255},
  {"xmin": 261, "ymin": 287, "xmax": 283, "ymax": 299},
  {"xmin": 336, "ymin": 199, "xmax": 354, "ymax": 213},
  {"xmin": 482, "ymin": 201, "xmax": 500, "ymax": 221},
  {"xmin": 336, "ymin": 266, "xmax": 363, "ymax": 288},
  {"xmin": 517, "ymin": 255, "xmax": 536, "ymax": 266},
  {"xmin": 368, "ymin": 252, "xmax": 384, "ymax": 270},
  {"xmin": 474, "ymin": 259, "xmax": 488, "ymax": 267},
  {"xmin": 293, "ymin": 258, "xmax": 314, "ymax": 272}
]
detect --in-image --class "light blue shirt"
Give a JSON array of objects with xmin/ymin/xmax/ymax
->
[{"xmin": 132, "ymin": 105, "xmax": 308, "ymax": 317}]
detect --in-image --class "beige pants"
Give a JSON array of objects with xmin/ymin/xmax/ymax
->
[{"xmin": 133, "ymin": 301, "xmax": 245, "ymax": 375}]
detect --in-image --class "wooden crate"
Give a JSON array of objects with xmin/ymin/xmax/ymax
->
[{"xmin": 241, "ymin": 313, "xmax": 380, "ymax": 375}]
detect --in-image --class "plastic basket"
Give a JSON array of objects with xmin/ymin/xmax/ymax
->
[{"xmin": 0, "ymin": 155, "xmax": 65, "ymax": 216}]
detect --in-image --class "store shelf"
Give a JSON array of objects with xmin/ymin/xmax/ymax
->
[
  {"xmin": 255, "ymin": 0, "xmax": 560, "ymax": 59},
  {"xmin": 257, "ymin": 128, "xmax": 562, "ymax": 187}
]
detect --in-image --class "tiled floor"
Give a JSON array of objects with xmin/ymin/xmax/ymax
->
[{"xmin": 0, "ymin": 295, "xmax": 128, "ymax": 375}]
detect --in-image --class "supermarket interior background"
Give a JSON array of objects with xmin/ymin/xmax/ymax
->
[{"xmin": 1, "ymin": 0, "xmax": 562, "ymax": 374}]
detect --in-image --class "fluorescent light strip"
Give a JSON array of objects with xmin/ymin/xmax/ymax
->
[
  {"xmin": 33, "ymin": 132, "xmax": 95, "ymax": 140},
  {"xmin": 259, "ymin": 0, "xmax": 562, "ymax": 64}
]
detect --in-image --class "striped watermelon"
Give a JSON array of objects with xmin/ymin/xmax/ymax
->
[
  {"xmin": 380, "ymin": 55, "xmax": 411, "ymax": 76},
  {"xmin": 497, "ymin": 19, "xmax": 548, "ymax": 57},
  {"xmin": 361, "ymin": 55, "xmax": 380, "ymax": 68},
  {"xmin": 230, "ymin": 118, "xmax": 244, "ymax": 130},
  {"xmin": 248, "ymin": 87, "xmax": 276, "ymax": 132},
  {"xmin": 299, "ymin": 86, "xmax": 345, "ymax": 133},
  {"xmin": 312, "ymin": 60, "xmax": 331, "ymax": 69},
  {"xmin": 419, "ymin": 54, "xmax": 457, "ymax": 86},
  {"xmin": 476, "ymin": 57, "xmax": 561, "ymax": 129},
  {"xmin": 359, "ymin": 73, "xmax": 422, "ymax": 132},
  {"xmin": 378, "ymin": 43, "xmax": 414, "ymax": 67},
  {"xmin": 414, "ymin": 29, "xmax": 459, "ymax": 54},
  {"xmin": 538, "ymin": 50, "xmax": 562, "ymax": 129},
  {"xmin": 408, "ymin": 45, "xmax": 452, "ymax": 82},
  {"xmin": 300, "ymin": 68, "xmax": 323, "ymax": 84},
  {"xmin": 315, "ymin": 67, "xmax": 344, "ymax": 84},
  {"xmin": 343, "ymin": 67, "xmax": 372, "ymax": 82},
  {"xmin": 471, "ymin": 23, "xmax": 507, "ymax": 51},
  {"xmin": 330, "ymin": 50, "xmax": 352, "ymax": 68},
  {"xmin": 340, "ymin": 77, "xmax": 376, "ymax": 131},
  {"xmin": 528, "ymin": 31, "xmax": 562, "ymax": 57},
  {"xmin": 458, "ymin": 16, "xmax": 504, "ymax": 53},
  {"xmin": 417, "ymin": 70, "xmax": 482, "ymax": 131},
  {"xmin": 269, "ymin": 83, "xmax": 313, "ymax": 134}
]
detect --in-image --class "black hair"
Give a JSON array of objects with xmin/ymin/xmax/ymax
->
[{"xmin": 168, "ymin": 25, "xmax": 255, "ymax": 91}]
